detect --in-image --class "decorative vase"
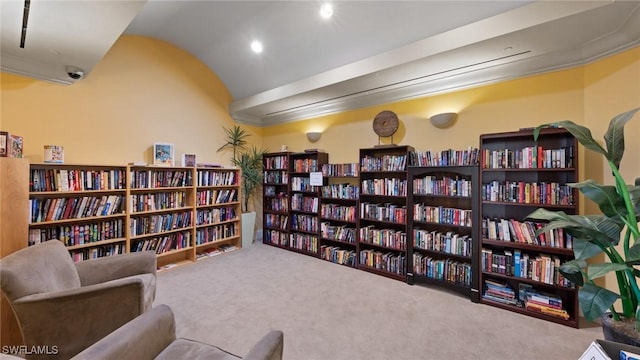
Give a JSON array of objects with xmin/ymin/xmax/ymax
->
[
  {"xmin": 601, "ymin": 313, "xmax": 640, "ymax": 347},
  {"xmin": 241, "ymin": 212, "xmax": 256, "ymax": 248}
]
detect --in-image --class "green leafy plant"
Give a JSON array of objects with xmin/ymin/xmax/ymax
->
[
  {"xmin": 527, "ymin": 108, "xmax": 640, "ymax": 330},
  {"xmin": 217, "ymin": 125, "xmax": 267, "ymax": 212}
]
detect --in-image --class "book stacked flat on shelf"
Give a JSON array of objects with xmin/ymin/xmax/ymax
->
[{"xmin": 482, "ymin": 279, "xmax": 518, "ymax": 305}]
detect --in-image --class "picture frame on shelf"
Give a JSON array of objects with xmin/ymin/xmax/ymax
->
[
  {"xmin": 153, "ymin": 143, "xmax": 175, "ymax": 166},
  {"xmin": 44, "ymin": 145, "xmax": 65, "ymax": 163},
  {"xmin": 0, "ymin": 131, "xmax": 7, "ymax": 157},
  {"xmin": 181, "ymin": 153, "xmax": 196, "ymax": 167}
]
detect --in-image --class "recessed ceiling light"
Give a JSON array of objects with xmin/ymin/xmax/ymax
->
[
  {"xmin": 320, "ymin": 2, "xmax": 333, "ymax": 19},
  {"xmin": 250, "ymin": 40, "xmax": 263, "ymax": 54}
]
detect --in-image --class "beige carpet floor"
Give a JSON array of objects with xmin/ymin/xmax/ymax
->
[{"xmin": 155, "ymin": 242, "xmax": 602, "ymax": 360}]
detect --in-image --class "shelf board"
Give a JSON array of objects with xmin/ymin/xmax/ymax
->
[
  {"xmin": 412, "ymin": 220, "xmax": 471, "ymax": 229},
  {"xmin": 482, "ymin": 271, "xmax": 576, "ymax": 292},
  {"xmin": 321, "ymin": 237, "xmax": 357, "ymax": 247},
  {"xmin": 195, "ymin": 236, "xmax": 240, "ymax": 248},
  {"xmin": 319, "ymin": 217, "xmax": 356, "ymax": 225},
  {"xmin": 359, "ymin": 241, "xmax": 405, "ymax": 252},
  {"xmin": 196, "ymin": 201, "xmax": 240, "ymax": 208},
  {"xmin": 412, "ymin": 275, "xmax": 472, "ymax": 297},
  {"xmin": 130, "ymin": 186, "xmax": 192, "ymax": 192},
  {"xmin": 263, "ymin": 225, "xmax": 288, "ymax": 232},
  {"xmin": 130, "ymin": 226, "xmax": 193, "ymax": 240},
  {"xmin": 358, "ymin": 264, "xmax": 406, "ymax": 281},
  {"xmin": 155, "ymin": 246, "xmax": 194, "ymax": 258},
  {"xmin": 412, "ymin": 247, "xmax": 471, "ymax": 261},
  {"xmin": 130, "ymin": 206, "xmax": 192, "ymax": 216},
  {"xmin": 195, "ymin": 218, "xmax": 240, "ymax": 228},
  {"xmin": 482, "ymin": 238, "xmax": 573, "ymax": 255},
  {"xmin": 29, "ymin": 213, "xmax": 126, "ymax": 226},
  {"xmin": 289, "ymin": 247, "xmax": 318, "ymax": 258},
  {"xmin": 65, "ymin": 237, "xmax": 126, "ymax": 250},
  {"xmin": 481, "ymin": 167, "xmax": 576, "ymax": 172},
  {"xmin": 480, "ymin": 297, "xmax": 578, "ymax": 328},
  {"xmin": 30, "ymin": 188, "xmax": 126, "ymax": 196},
  {"xmin": 482, "ymin": 201, "xmax": 575, "ymax": 209}
]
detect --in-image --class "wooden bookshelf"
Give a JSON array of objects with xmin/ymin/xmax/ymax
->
[
  {"xmin": 1, "ymin": 158, "xmax": 29, "ymax": 347},
  {"xmin": 358, "ymin": 145, "xmax": 413, "ymax": 281},
  {"xmin": 288, "ymin": 151, "xmax": 328, "ymax": 257},
  {"xmin": 406, "ymin": 165, "xmax": 480, "ymax": 302},
  {"xmin": 262, "ymin": 152, "xmax": 291, "ymax": 248},
  {"xmin": 479, "ymin": 128, "xmax": 579, "ymax": 327},
  {"xmin": 25, "ymin": 163, "xmax": 241, "ymax": 270},
  {"xmin": 319, "ymin": 163, "xmax": 359, "ymax": 268}
]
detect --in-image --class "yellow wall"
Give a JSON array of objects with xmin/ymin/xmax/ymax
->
[{"xmin": 1, "ymin": 35, "xmax": 262, "ymax": 166}]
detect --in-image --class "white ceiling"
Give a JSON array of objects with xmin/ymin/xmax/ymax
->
[{"xmin": 2, "ymin": 1, "xmax": 639, "ymax": 127}]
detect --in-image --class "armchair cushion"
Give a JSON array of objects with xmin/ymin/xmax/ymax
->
[{"xmin": 156, "ymin": 339, "xmax": 241, "ymax": 360}]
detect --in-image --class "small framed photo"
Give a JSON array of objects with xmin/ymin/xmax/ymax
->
[
  {"xmin": 153, "ymin": 143, "xmax": 175, "ymax": 166},
  {"xmin": 182, "ymin": 153, "xmax": 197, "ymax": 167}
]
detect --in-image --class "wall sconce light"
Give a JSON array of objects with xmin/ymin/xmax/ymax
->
[
  {"xmin": 306, "ymin": 131, "xmax": 322, "ymax": 142},
  {"xmin": 429, "ymin": 112, "xmax": 458, "ymax": 129}
]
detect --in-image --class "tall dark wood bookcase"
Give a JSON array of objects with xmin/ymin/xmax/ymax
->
[
  {"xmin": 319, "ymin": 163, "xmax": 359, "ymax": 268},
  {"xmin": 406, "ymin": 165, "xmax": 480, "ymax": 302},
  {"xmin": 262, "ymin": 152, "xmax": 291, "ymax": 249},
  {"xmin": 479, "ymin": 128, "xmax": 579, "ymax": 327},
  {"xmin": 288, "ymin": 151, "xmax": 329, "ymax": 257},
  {"xmin": 358, "ymin": 145, "xmax": 414, "ymax": 281}
]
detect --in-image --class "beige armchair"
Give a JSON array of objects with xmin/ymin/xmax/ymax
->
[
  {"xmin": 71, "ymin": 304, "xmax": 284, "ymax": 360},
  {"xmin": 0, "ymin": 240, "xmax": 157, "ymax": 359}
]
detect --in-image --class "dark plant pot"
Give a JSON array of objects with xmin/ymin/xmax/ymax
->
[{"xmin": 602, "ymin": 313, "xmax": 640, "ymax": 347}]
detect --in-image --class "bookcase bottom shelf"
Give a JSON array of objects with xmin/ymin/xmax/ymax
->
[
  {"xmin": 358, "ymin": 264, "xmax": 406, "ymax": 282},
  {"xmin": 408, "ymin": 274, "xmax": 475, "ymax": 299},
  {"xmin": 480, "ymin": 297, "xmax": 578, "ymax": 328}
]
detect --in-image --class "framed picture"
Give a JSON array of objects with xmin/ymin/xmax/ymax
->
[
  {"xmin": 153, "ymin": 143, "xmax": 175, "ymax": 166},
  {"xmin": 182, "ymin": 153, "xmax": 196, "ymax": 167}
]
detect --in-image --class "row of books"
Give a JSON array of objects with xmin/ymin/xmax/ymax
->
[
  {"xmin": 70, "ymin": 243, "xmax": 126, "ymax": 262},
  {"xmin": 413, "ymin": 229, "xmax": 472, "ymax": 257},
  {"xmin": 196, "ymin": 189, "xmax": 237, "ymax": 206},
  {"xmin": 291, "ymin": 194, "xmax": 319, "ymax": 212},
  {"xmin": 195, "ymin": 206, "xmax": 237, "ymax": 225},
  {"xmin": 291, "ymin": 158, "xmax": 321, "ymax": 173},
  {"xmin": 264, "ymin": 186, "xmax": 287, "ymax": 197},
  {"xmin": 129, "ymin": 191, "xmax": 186, "ymax": 213},
  {"xmin": 264, "ymin": 155, "xmax": 288, "ymax": 170},
  {"xmin": 131, "ymin": 232, "xmax": 192, "ymax": 254},
  {"xmin": 359, "ymin": 249, "xmax": 406, "ymax": 275},
  {"xmin": 481, "ymin": 145, "xmax": 575, "ymax": 169},
  {"xmin": 266, "ymin": 197, "xmax": 288, "ymax": 212},
  {"xmin": 196, "ymin": 170, "xmax": 237, "ymax": 187},
  {"xmin": 321, "ymin": 163, "xmax": 359, "ymax": 177},
  {"xmin": 264, "ymin": 170, "xmax": 288, "ymax": 184},
  {"xmin": 290, "ymin": 214, "xmax": 319, "ymax": 233},
  {"xmin": 129, "ymin": 211, "xmax": 193, "ymax": 236},
  {"xmin": 412, "ymin": 253, "xmax": 472, "ymax": 287},
  {"xmin": 412, "ymin": 175, "xmax": 472, "ymax": 197},
  {"xmin": 410, "ymin": 147, "xmax": 479, "ymax": 167},
  {"xmin": 290, "ymin": 177, "xmax": 320, "ymax": 192},
  {"xmin": 413, "ymin": 204, "xmax": 473, "ymax": 227},
  {"xmin": 29, "ymin": 219, "xmax": 125, "ymax": 246},
  {"xmin": 130, "ymin": 169, "xmax": 193, "ymax": 189},
  {"xmin": 483, "ymin": 217, "xmax": 573, "ymax": 248},
  {"xmin": 30, "ymin": 168, "xmax": 126, "ymax": 192},
  {"xmin": 320, "ymin": 203, "xmax": 357, "ymax": 222},
  {"xmin": 265, "ymin": 214, "xmax": 288, "ymax": 230},
  {"xmin": 29, "ymin": 195, "xmax": 124, "ymax": 223},
  {"xmin": 195, "ymin": 223, "xmax": 237, "ymax": 245},
  {"xmin": 361, "ymin": 178, "xmax": 407, "ymax": 197},
  {"xmin": 289, "ymin": 233, "xmax": 318, "ymax": 253},
  {"xmin": 321, "ymin": 183, "xmax": 360, "ymax": 200},
  {"xmin": 481, "ymin": 248, "xmax": 573, "ymax": 287},
  {"xmin": 482, "ymin": 180, "xmax": 574, "ymax": 205},
  {"xmin": 264, "ymin": 229, "xmax": 288, "ymax": 246},
  {"xmin": 320, "ymin": 245, "xmax": 357, "ymax": 267},
  {"xmin": 321, "ymin": 223, "xmax": 356, "ymax": 243},
  {"xmin": 359, "ymin": 226, "xmax": 407, "ymax": 250},
  {"xmin": 360, "ymin": 154, "xmax": 408, "ymax": 172},
  {"xmin": 360, "ymin": 202, "xmax": 407, "ymax": 224}
]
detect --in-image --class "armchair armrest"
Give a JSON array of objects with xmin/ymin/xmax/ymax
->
[
  {"xmin": 12, "ymin": 277, "xmax": 148, "ymax": 359},
  {"xmin": 75, "ymin": 250, "xmax": 157, "ymax": 286},
  {"xmin": 71, "ymin": 304, "xmax": 176, "ymax": 360},
  {"xmin": 244, "ymin": 330, "xmax": 284, "ymax": 360}
]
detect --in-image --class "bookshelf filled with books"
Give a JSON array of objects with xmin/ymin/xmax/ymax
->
[
  {"xmin": 28, "ymin": 164, "xmax": 128, "ymax": 262},
  {"xmin": 194, "ymin": 167, "xmax": 241, "ymax": 260},
  {"xmin": 128, "ymin": 165, "xmax": 195, "ymax": 268},
  {"xmin": 288, "ymin": 151, "xmax": 329, "ymax": 257},
  {"xmin": 26, "ymin": 163, "xmax": 242, "ymax": 269},
  {"xmin": 262, "ymin": 152, "xmax": 291, "ymax": 249},
  {"xmin": 319, "ymin": 163, "xmax": 359, "ymax": 268},
  {"xmin": 358, "ymin": 145, "xmax": 413, "ymax": 281},
  {"xmin": 406, "ymin": 165, "xmax": 479, "ymax": 302},
  {"xmin": 479, "ymin": 128, "xmax": 579, "ymax": 327}
]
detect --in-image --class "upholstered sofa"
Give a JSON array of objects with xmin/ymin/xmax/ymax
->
[
  {"xmin": 0, "ymin": 240, "xmax": 157, "ymax": 359},
  {"xmin": 71, "ymin": 304, "xmax": 284, "ymax": 360}
]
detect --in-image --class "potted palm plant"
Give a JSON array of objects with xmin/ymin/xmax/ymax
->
[
  {"xmin": 527, "ymin": 108, "xmax": 640, "ymax": 345},
  {"xmin": 217, "ymin": 125, "xmax": 267, "ymax": 246}
]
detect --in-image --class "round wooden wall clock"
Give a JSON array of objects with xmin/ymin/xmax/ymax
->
[{"xmin": 373, "ymin": 110, "xmax": 400, "ymax": 138}]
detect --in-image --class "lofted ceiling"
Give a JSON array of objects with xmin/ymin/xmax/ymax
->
[{"xmin": 2, "ymin": 1, "xmax": 640, "ymax": 127}]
